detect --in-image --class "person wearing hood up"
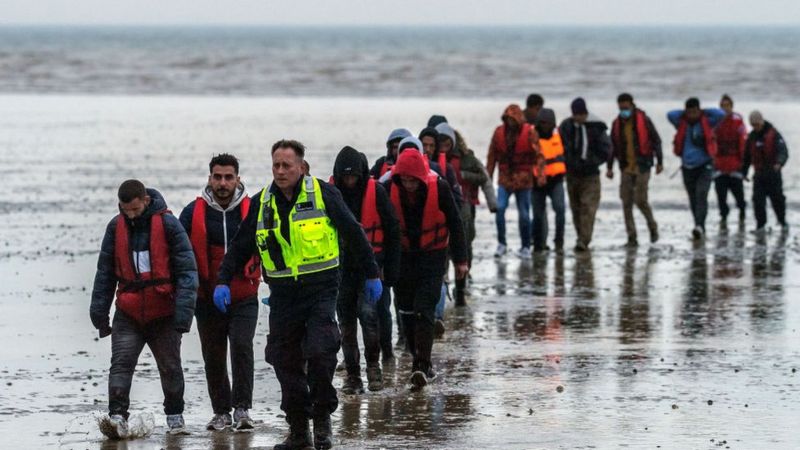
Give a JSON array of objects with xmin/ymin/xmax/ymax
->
[
  {"xmin": 330, "ymin": 146, "xmax": 401, "ymax": 394},
  {"xmin": 216, "ymin": 140, "xmax": 381, "ymax": 450},
  {"xmin": 383, "ymin": 150, "xmax": 468, "ymax": 390},
  {"xmin": 607, "ymin": 93, "xmax": 663, "ymax": 247},
  {"xmin": 434, "ymin": 120, "xmax": 497, "ymax": 305},
  {"xmin": 742, "ymin": 110, "xmax": 789, "ymax": 233},
  {"xmin": 559, "ymin": 98, "xmax": 611, "ymax": 251},
  {"xmin": 668, "ymin": 97, "xmax": 726, "ymax": 240},
  {"xmin": 419, "ymin": 126, "xmax": 464, "ymax": 209},
  {"xmin": 487, "ymin": 104, "xmax": 539, "ymax": 258},
  {"xmin": 178, "ymin": 154, "xmax": 260, "ymax": 432},
  {"xmin": 370, "ymin": 128, "xmax": 412, "ymax": 179},
  {"xmin": 531, "ymin": 108, "xmax": 567, "ymax": 253},
  {"xmin": 91, "ymin": 180, "xmax": 198, "ymax": 439}
]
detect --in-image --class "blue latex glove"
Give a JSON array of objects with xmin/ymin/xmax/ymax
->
[
  {"xmin": 364, "ymin": 278, "xmax": 383, "ymax": 305},
  {"xmin": 213, "ymin": 285, "xmax": 231, "ymax": 313}
]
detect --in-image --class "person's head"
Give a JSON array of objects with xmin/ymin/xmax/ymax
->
[
  {"xmin": 617, "ymin": 92, "xmax": 634, "ymax": 119},
  {"xmin": 535, "ymin": 108, "xmax": 557, "ymax": 135},
  {"xmin": 720, "ymin": 94, "xmax": 734, "ymax": 115},
  {"xmin": 749, "ymin": 110, "xmax": 765, "ymax": 132},
  {"xmin": 570, "ymin": 97, "xmax": 588, "ymax": 123},
  {"xmin": 117, "ymin": 179, "xmax": 150, "ymax": 219},
  {"xmin": 208, "ymin": 153, "xmax": 240, "ymax": 204},
  {"xmin": 525, "ymin": 93, "xmax": 544, "ymax": 116},
  {"xmin": 435, "ymin": 122, "xmax": 457, "ymax": 155},
  {"xmin": 684, "ymin": 97, "xmax": 701, "ymax": 123},
  {"xmin": 419, "ymin": 127, "xmax": 439, "ymax": 158},
  {"xmin": 392, "ymin": 148, "xmax": 428, "ymax": 193},
  {"xmin": 270, "ymin": 139, "xmax": 305, "ymax": 192},
  {"xmin": 333, "ymin": 145, "xmax": 365, "ymax": 189},
  {"xmin": 502, "ymin": 104, "xmax": 525, "ymax": 130},
  {"xmin": 397, "ymin": 136, "xmax": 424, "ymax": 156},
  {"xmin": 427, "ymin": 115, "xmax": 448, "ymax": 128},
  {"xmin": 386, "ymin": 128, "xmax": 412, "ymax": 160}
]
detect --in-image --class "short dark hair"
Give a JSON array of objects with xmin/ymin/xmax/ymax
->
[
  {"xmin": 271, "ymin": 139, "xmax": 306, "ymax": 159},
  {"xmin": 685, "ymin": 97, "xmax": 701, "ymax": 109},
  {"xmin": 526, "ymin": 93, "xmax": 544, "ymax": 108},
  {"xmin": 720, "ymin": 93, "xmax": 733, "ymax": 105},
  {"xmin": 209, "ymin": 153, "xmax": 239, "ymax": 174},
  {"xmin": 617, "ymin": 93, "xmax": 634, "ymax": 104},
  {"xmin": 118, "ymin": 179, "xmax": 147, "ymax": 203}
]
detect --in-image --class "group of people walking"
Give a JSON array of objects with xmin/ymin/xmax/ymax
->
[{"xmin": 88, "ymin": 93, "xmax": 789, "ymax": 449}]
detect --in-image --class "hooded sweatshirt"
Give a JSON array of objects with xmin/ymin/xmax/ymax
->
[
  {"xmin": 370, "ymin": 128, "xmax": 412, "ymax": 179},
  {"xmin": 487, "ymin": 104, "xmax": 539, "ymax": 190},
  {"xmin": 332, "ymin": 146, "xmax": 401, "ymax": 282}
]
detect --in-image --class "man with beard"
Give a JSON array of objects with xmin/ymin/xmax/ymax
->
[
  {"xmin": 330, "ymin": 147, "xmax": 400, "ymax": 394},
  {"xmin": 179, "ymin": 154, "xmax": 261, "ymax": 431}
]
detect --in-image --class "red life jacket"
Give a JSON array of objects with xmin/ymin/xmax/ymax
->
[
  {"xmin": 447, "ymin": 155, "xmax": 479, "ymax": 205},
  {"xmin": 114, "ymin": 212, "xmax": 175, "ymax": 324},
  {"xmin": 611, "ymin": 109, "xmax": 652, "ymax": 158},
  {"xmin": 437, "ymin": 152, "xmax": 447, "ymax": 176},
  {"xmin": 378, "ymin": 161, "xmax": 392, "ymax": 178},
  {"xmin": 492, "ymin": 123, "xmax": 536, "ymax": 174},
  {"xmin": 390, "ymin": 175, "xmax": 448, "ymax": 251},
  {"xmin": 673, "ymin": 114, "xmax": 717, "ymax": 158},
  {"xmin": 748, "ymin": 127, "xmax": 778, "ymax": 173},
  {"xmin": 714, "ymin": 113, "xmax": 746, "ymax": 173},
  {"xmin": 329, "ymin": 177, "xmax": 385, "ymax": 255},
  {"xmin": 190, "ymin": 197, "xmax": 260, "ymax": 303}
]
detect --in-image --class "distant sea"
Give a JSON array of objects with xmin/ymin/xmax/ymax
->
[{"xmin": 0, "ymin": 26, "xmax": 797, "ymax": 100}]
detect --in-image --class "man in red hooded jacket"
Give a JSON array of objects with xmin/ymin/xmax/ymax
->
[{"xmin": 713, "ymin": 94, "xmax": 748, "ymax": 225}]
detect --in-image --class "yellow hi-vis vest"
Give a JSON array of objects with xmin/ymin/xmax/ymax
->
[{"xmin": 255, "ymin": 176, "xmax": 339, "ymax": 279}]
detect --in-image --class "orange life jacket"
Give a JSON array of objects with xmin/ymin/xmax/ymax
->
[
  {"xmin": 114, "ymin": 212, "xmax": 174, "ymax": 324},
  {"xmin": 534, "ymin": 131, "xmax": 566, "ymax": 178},
  {"xmin": 190, "ymin": 197, "xmax": 260, "ymax": 303}
]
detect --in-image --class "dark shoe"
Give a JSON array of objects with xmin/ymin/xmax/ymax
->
[
  {"xmin": 626, "ymin": 237, "xmax": 639, "ymax": 248},
  {"xmin": 340, "ymin": 375, "xmax": 364, "ymax": 395},
  {"xmin": 692, "ymin": 226, "xmax": 704, "ymax": 240},
  {"xmin": 554, "ymin": 240, "xmax": 564, "ymax": 251},
  {"xmin": 274, "ymin": 418, "xmax": 314, "ymax": 450},
  {"xmin": 574, "ymin": 241, "xmax": 588, "ymax": 252},
  {"xmin": 312, "ymin": 414, "xmax": 333, "ymax": 450},
  {"xmin": 366, "ymin": 366, "xmax": 383, "ymax": 392},
  {"xmin": 739, "ymin": 209, "xmax": 746, "ymax": 222},
  {"xmin": 454, "ymin": 287, "xmax": 466, "ymax": 307},
  {"xmin": 233, "ymin": 408, "xmax": 254, "ymax": 431},
  {"xmin": 650, "ymin": 228, "xmax": 659, "ymax": 243},
  {"xmin": 433, "ymin": 319, "xmax": 445, "ymax": 338},
  {"xmin": 206, "ymin": 412, "xmax": 232, "ymax": 431},
  {"xmin": 410, "ymin": 370, "xmax": 428, "ymax": 389}
]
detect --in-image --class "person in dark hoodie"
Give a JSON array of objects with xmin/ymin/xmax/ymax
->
[
  {"xmin": 383, "ymin": 149, "xmax": 468, "ymax": 389},
  {"xmin": 419, "ymin": 126, "xmax": 464, "ymax": 209},
  {"xmin": 668, "ymin": 97, "xmax": 725, "ymax": 240},
  {"xmin": 90, "ymin": 180, "xmax": 198, "ymax": 439},
  {"xmin": 607, "ymin": 93, "xmax": 663, "ymax": 247},
  {"xmin": 531, "ymin": 108, "xmax": 567, "ymax": 253},
  {"xmin": 370, "ymin": 128, "xmax": 412, "ymax": 179},
  {"xmin": 331, "ymin": 146, "xmax": 401, "ymax": 394},
  {"xmin": 559, "ymin": 98, "xmax": 611, "ymax": 251},
  {"xmin": 215, "ymin": 140, "xmax": 381, "ymax": 450},
  {"xmin": 743, "ymin": 110, "xmax": 789, "ymax": 233},
  {"xmin": 179, "ymin": 154, "xmax": 260, "ymax": 432}
]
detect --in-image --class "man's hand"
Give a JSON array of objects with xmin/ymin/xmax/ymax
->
[
  {"xmin": 364, "ymin": 278, "xmax": 383, "ymax": 305},
  {"xmin": 656, "ymin": 164, "xmax": 664, "ymax": 175},
  {"xmin": 606, "ymin": 169, "xmax": 614, "ymax": 179},
  {"xmin": 213, "ymin": 285, "xmax": 231, "ymax": 313},
  {"xmin": 455, "ymin": 263, "xmax": 469, "ymax": 280}
]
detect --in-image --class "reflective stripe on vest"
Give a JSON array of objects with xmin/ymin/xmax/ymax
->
[
  {"xmin": 539, "ymin": 131, "xmax": 567, "ymax": 177},
  {"xmin": 255, "ymin": 176, "xmax": 339, "ymax": 279}
]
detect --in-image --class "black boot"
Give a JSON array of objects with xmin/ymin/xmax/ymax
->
[
  {"xmin": 454, "ymin": 278, "xmax": 467, "ymax": 307},
  {"xmin": 313, "ymin": 414, "xmax": 333, "ymax": 450},
  {"xmin": 274, "ymin": 417, "xmax": 314, "ymax": 450}
]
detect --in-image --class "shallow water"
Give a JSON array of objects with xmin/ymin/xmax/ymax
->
[{"xmin": 0, "ymin": 95, "xmax": 798, "ymax": 449}]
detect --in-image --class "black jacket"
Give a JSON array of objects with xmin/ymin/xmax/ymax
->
[
  {"xmin": 382, "ymin": 177, "xmax": 467, "ymax": 280},
  {"xmin": 559, "ymin": 116, "xmax": 611, "ymax": 177},
  {"xmin": 333, "ymin": 147, "xmax": 402, "ymax": 285},
  {"xmin": 742, "ymin": 121, "xmax": 789, "ymax": 176},
  {"xmin": 90, "ymin": 188, "xmax": 198, "ymax": 332},
  {"xmin": 218, "ymin": 176, "xmax": 380, "ymax": 287}
]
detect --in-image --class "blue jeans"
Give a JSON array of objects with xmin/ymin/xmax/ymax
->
[
  {"xmin": 435, "ymin": 283, "xmax": 446, "ymax": 320},
  {"xmin": 532, "ymin": 179, "xmax": 566, "ymax": 250},
  {"xmin": 496, "ymin": 185, "xmax": 532, "ymax": 248}
]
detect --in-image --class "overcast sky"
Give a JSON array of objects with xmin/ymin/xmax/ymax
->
[{"xmin": 0, "ymin": 0, "xmax": 797, "ymax": 26}]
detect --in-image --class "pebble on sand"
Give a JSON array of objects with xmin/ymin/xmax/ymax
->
[{"xmin": 556, "ymin": 385, "xmax": 564, "ymax": 393}]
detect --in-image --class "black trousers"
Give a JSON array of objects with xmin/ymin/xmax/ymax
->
[
  {"xmin": 266, "ymin": 282, "xmax": 341, "ymax": 422},
  {"xmin": 393, "ymin": 276, "xmax": 441, "ymax": 374},
  {"xmin": 195, "ymin": 297, "xmax": 258, "ymax": 414},
  {"xmin": 108, "ymin": 311, "xmax": 184, "ymax": 419},
  {"xmin": 714, "ymin": 174, "xmax": 746, "ymax": 219},
  {"xmin": 753, "ymin": 171, "xmax": 787, "ymax": 228},
  {"xmin": 336, "ymin": 274, "xmax": 380, "ymax": 377},
  {"xmin": 682, "ymin": 166, "xmax": 713, "ymax": 230}
]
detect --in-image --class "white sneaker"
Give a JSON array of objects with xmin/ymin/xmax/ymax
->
[
  {"xmin": 99, "ymin": 414, "xmax": 129, "ymax": 440},
  {"xmin": 494, "ymin": 244, "xmax": 507, "ymax": 258},
  {"xmin": 517, "ymin": 247, "xmax": 532, "ymax": 260}
]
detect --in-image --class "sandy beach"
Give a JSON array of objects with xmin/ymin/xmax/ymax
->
[{"xmin": 1, "ymin": 94, "xmax": 798, "ymax": 449}]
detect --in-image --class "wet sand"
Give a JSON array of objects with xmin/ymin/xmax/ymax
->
[{"xmin": 1, "ymin": 95, "xmax": 798, "ymax": 449}]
